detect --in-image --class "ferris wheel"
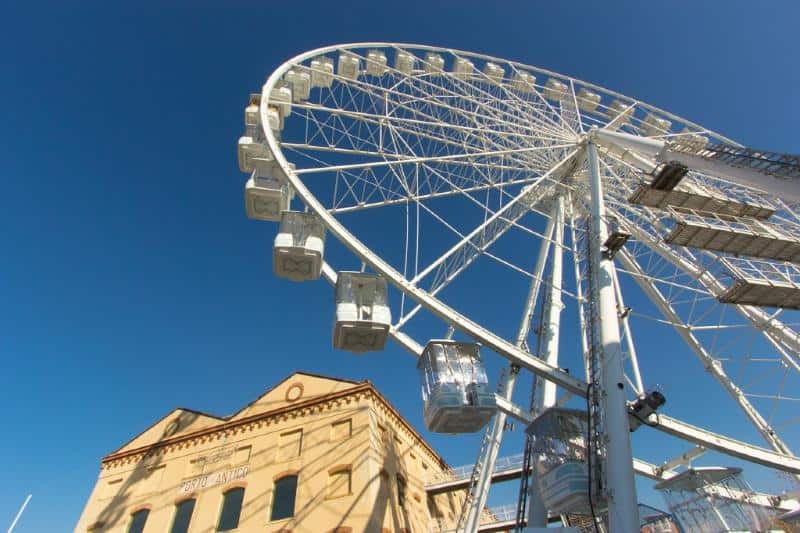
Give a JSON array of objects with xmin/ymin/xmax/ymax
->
[{"xmin": 238, "ymin": 43, "xmax": 800, "ymax": 532}]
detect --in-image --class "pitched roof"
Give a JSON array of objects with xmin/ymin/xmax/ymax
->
[{"xmin": 101, "ymin": 371, "xmax": 447, "ymax": 468}]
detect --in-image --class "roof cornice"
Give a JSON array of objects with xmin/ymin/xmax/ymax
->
[{"xmin": 101, "ymin": 382, "xmax": 447, "ymax": 468}]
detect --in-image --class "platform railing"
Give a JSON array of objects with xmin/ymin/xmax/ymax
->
[{"xmin": 425, "ymin": 453, "xmax": 524, "ymax": 487}]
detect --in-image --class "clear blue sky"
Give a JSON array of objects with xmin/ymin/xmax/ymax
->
[{"xmin": 1, "ymin": 1, "xmax": 798, "ymax": 531}]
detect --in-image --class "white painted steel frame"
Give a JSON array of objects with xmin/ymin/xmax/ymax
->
[
  {"xmin": 256, "ymin": 43, "xmax": 800, "ymax": 520},
  {"xmin": 587, "ymin": 140, "xmax": 640, "ymax": 532},
  {"xmin": 463, "ymin": 200, "xmax": 560, "ymax": 533}
]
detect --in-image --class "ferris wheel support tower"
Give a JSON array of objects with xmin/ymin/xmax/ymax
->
[{"xmin": 586, "ymin": 137, "xmax": 640, "ymax": 532}]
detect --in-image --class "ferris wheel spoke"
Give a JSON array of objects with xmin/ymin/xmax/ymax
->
[
  {"xmin": 616, "ymin": 248, "xmax": 796, "ymax": 457},
  {"xmin": 389, "ymin": 51, "xmax": 571, "ymax": 138},
  {"xmin": 409, "ymin": 149, "xmax": 581, "ymax": 287},
  {"xmin": 598, "ymin": 155, "xmax": 800, "ymax": 367},
  {"xmin": 293, "ymin": 143, "xmax": 574, "ymax": 175},
  {"xmin": 295, "ymin": 102, "xmax": 563, "ymax": 146},
  {"xmin": 287, "ymin": 141, "xmax": 573, "ymax": 213},
  {"xmin": 439, "ymin": 56, "xmax": 573, "ymax": 139},
  {"xmin": 312, "ymin": 55, "xmax": 571, "ymax": 145}
]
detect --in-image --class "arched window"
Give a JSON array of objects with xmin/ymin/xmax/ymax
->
[
  {"xmin": 217, "ymin": 487, "xmax": 245, "ymax": 531},
  {"xmin": 396, "ymin": 474, "xmax": 406, "ymax": 508},
  {"xmin": 127, "ymin": 509, "xmax": 149, "ymax": 533},
  {"xmin": 169, "ymin": 498, "xmax": 196, "ymax": 533},
  {"xmin": 270, "ymin": 474, "xmax": 298, "ymax": 521}
]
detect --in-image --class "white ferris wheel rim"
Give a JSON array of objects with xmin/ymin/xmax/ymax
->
[{"xmin": 256, "ymin": 42, "xmax": 800, "ymax": 478}]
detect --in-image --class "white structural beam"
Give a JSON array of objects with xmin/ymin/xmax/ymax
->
[
  {"xmin": 587, "ymin": 139, "xmax": 640, "ymax": 532},
  {"xmin": 324, "ymin": 262, "xmax": 800, "ymax": 476},
  {"xmin": 594, "ymin": 128, "xmax": 800, "ymax": 202},
  {"xmin": 614, "ymin": 208, "xmax": 800, "ymax": 374},
  {"xmin": 616, "ymin": 242, "xmax": 798, "ymax": 461},
  {"xmin": 528, "ymin": 195, "xmax": 567, "ymax": 528},
  {"xmin": 537, "ymin": 195, "xmax": 566, "ymax": 409},
  {"xmin": 465, "ymin": 201, "xmax": 560, "ymax": 532},
  {"xmin": 657, "ymin": 446, "xmax": 707, "ymax": 475},
  {"xmin": 610, "ymin": 262, "xmax": 644, "ymax": 394},
  {"xmin": 648, "ymin": 412, "xmax": 800, "ymax": 475}
]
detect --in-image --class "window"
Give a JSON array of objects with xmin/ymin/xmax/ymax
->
[
  {"xmin": 270, "ymin": 475, "xmax": 298, "ymax": 521},
  {"xmin": 217, "ymin": 487, "xmax": 245, "ymax": 531},
  {"xmin": 169, "ymin": 499, "xmax": 195, "ymax": 533},
  {"xmin": 396, "ymin": 474, "xmax": 406, "ymax": 508},
  {"xmin": 331, "ymin": 418, "xmax": 352, "ymax": 440},
  {"xmin": 127, "ymin": 509, "xmax": 149, "ymax": 533},
  {"xmin": 328, "ymin": 467, "xmax": 352, "ymax": 498},
  {"xmin": 278, "ymin": 429, "xmax": 303, "ymax": 461},
  {"xmin": 377, "ymin": 423, "xmax": 387, "ymax": 443}
]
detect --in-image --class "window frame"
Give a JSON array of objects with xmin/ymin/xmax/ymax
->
[
  {"xmin": 217, "ymin": 486, "xmax": 246, "ymax": 532},
  {"xmin": 269, "ymin": 474, "xmax": 299, "ymax": 522},
  {"xmin": 169, "ymin": 498, "xmax": 196, "ymax": 533},
  {"xmin": 396, "ymin": 474, "xmax": 406, "ymax": 508},
  {"xmin": 126, "ymin": 508, "xmax": 150, "ymax": 533}
]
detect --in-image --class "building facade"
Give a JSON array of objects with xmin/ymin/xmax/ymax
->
[{"xmin": 75, "ymin": 372, "xmax": 465, "ymax": 533}]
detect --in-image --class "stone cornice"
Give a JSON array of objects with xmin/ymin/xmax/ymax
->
[{"xmin": 101, "ymin": 382, "xmax": 447, "ymax": 470}]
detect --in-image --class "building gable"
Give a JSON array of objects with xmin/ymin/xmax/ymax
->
[
  {"xmin": 229, "ymin": 371, "xmax": 360, "ymax": 421},
  {"xmin": 111, "ymin": 408, "xmax": 222, "ymax": 455}
]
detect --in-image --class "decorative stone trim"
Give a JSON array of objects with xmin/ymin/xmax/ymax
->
[
  {"xmin": 273, "ymin": 469, "xmax": 300, "ymax": 481},
  {"xmin": 173, "ymin": 494, "xmax": 197, "ymax": 504},
  {"xmin": 223, "ymin": 481, "xmax": 248, "ymax": 492},
  {"xmin": 129, "ymin": 503, "xmax": 152, "ymax": 514},
  {"xmin": 99, "ymin": 384, "xmax": 448, "ymax": 475}
]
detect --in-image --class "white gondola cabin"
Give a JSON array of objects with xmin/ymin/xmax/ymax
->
[
  {"xmin": 608, "ymin": 99, "xmax": 633, "ymax": 123},
  {"xmin": 310, "ymin": 56, "xmax": 334, "ymax": 88},
  {"xmin": 394, "ymin": 51, "xmax": 416, "ymax": 75},
  {"xmin": 525, "ymin": 408, "xmax": 605, "ymax": 516},
  {"xmin": 642, "ymin": 112, "xmax": 671, "ymax": 136},
  {"xmin": 273, "ymin": 211, "xmax": 325, "ymax": 281},
  {"xmin": 333, "ymin": 272, "xmax": 391, "ymax": 353},
  {"xmin": 338, "ymin": 53, "xmax": 360, "ymax": 80},
  {"xmin": 244, "ymin": 163, "xmax": 295, "ymax": 222},
  {"xmin": 577, "ymin": 88, "xmax": 601, "ymax": 113},
  {"xmin": 365, "ymin": 50, "xmax": 388, "ymax": 76},
  {"xmin": 512, "ymin": 71, "xmax": 536, "ymax": 93},
  {"xmin": 268, "ymin": 85, "xmax": 292, "ymax": 119},
  {"xmin": 238, "ymin": 136, "xmax": 272, "ymax": 174},
  {"xmin": 285, "ymin": 69, "xmax": 311, "ymax": 102},
  {"xmin": 452, "ymin": 58, "xmax": 474, "ymax": 80},
  {"xmin": 543, "ymin": 78, "xmax": 568, "ymax": 100},
  {"xmin": 424, "ymin": 53, "xmax": 445, "ymax": 74},
  {"xmin": 417, "ymin": 340, "xmax": 495, "ymax": 434},
  {"xmin": 483, "ymin": 62, "xmax": 504, "ymax": 84},
  {"xmin": 244, "ymin": 94, "xmax": 261, "ymax": 138}
]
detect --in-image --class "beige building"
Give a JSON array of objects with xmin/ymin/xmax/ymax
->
[{"xmin": 75, "ymin": 372, "xmax": 466, "ymax": 533}]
